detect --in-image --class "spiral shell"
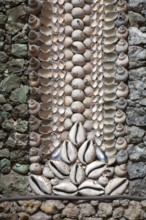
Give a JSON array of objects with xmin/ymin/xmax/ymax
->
[
  {"xmin": 116, "ymin": 149, "xmax": 128, "ymax": 164},
  {"xmin": 29, "ymin": 132, "xmax": 41, "ymax": 147},
  {"xmin": 29, "ymin": 115, "xmax": 41, "ymax": 131},
  {"xmin": 115, "ymin": 137, "xmax": 127, "ymax": 150},
  {"xmin": 115, "ymin": 66, "xmax": 128, "ymax": 82},
  {"xmin": 117, "ymin": 82, "xmax": 129, "ymax": 98},
  {"xmin": 28, "ymin": 99, "xmax": 40, "ymax": 115},
  {"xmin": 115, "ymin": 164, "xmax": 127, "ymax": 177}
]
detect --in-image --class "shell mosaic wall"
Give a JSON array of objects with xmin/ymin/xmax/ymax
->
[
  {"xmin": 2, "ymin": 0, "xmax": 146, "ymax": 199},
  {"xmin": 27, "ymin": 0, "xmax": 129, "ymax": 196}
]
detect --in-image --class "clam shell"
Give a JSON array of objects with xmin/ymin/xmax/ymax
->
[
  {"xmin": 29, "ymin": 175, "xmax": 52, "ymax": 195},
  {"xmin": 70, "ymin": 163, "xmax": 85, "ymax": 185},
  {"xmin": 105, "ymin": 178, "xmax": 128, "ymax": 195},
  {"xmin": 78, "ymin": 140, "xmax": 96, "ymax": 164},
  {"xmin": 53, "ymin": 180, "xmax": 78, "ymax": 196},
  {"xmin": 78, "ymin": 180, "xmax": 104, "ymax": 196},
  {"xmin": 85, "ymin": 161, "xmax": 107, "ymax": 179},
  {"xmin": 49, "ymin": 160, "xmax": 70, "ymax": 179},
  {"xmin": 69, "ymin": 122, "xmax": 86, "ymax": 146},
  {"xmin": 60, "ymin": 140, "xmax": 77, "ymax": 164}
]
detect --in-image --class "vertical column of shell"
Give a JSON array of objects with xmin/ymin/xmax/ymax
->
[
  {"xmin": 63, "ymin": 0, "xmax": 93, "ymax": 140},
  {"xmin": 91, "ymin": 0, "xmax": 104, "ymax": 147},
  {"xmin": 103, "ymin": 0, "xmax": 117, "ymax": 165},
  {"xmin": 50, "ymin": 0, "xmax": 65, "ymax": 148},
  {"xmin": 38, "ymin": 0, "xmax": 55, "ymax": 154},
  {"xmin": 28, "ymin": 0, "xmax": 42, "ymax": 163},
  {"xmin": 114, "ymin": 0, "xmax": 129, "ymax": 178}
]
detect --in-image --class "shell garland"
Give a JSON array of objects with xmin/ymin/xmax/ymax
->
[{"xmin": 28, "ymin": 0, "xmax": 129, "ymax": 196}]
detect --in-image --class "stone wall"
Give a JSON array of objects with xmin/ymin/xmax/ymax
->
[
  {"xmin": 0, "ymin": 199, "xmax": 146, "ymax": 220},
  {"xmin": 0, "ymin": 0, "xmax": 29, "ymax": 195}
]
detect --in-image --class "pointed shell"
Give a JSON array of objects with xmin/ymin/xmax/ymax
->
[
  {"xmin": 60, "ymin": 140, "xmax": 77, "ymax": 164},
  {"xmin": 29, "ymin": 175, "xmax": 52, "ymax": 195},
  {"xmin": 105, "ymin": 178, "xmax": 128, "ymax": 195},
  {"xmin": 78, "ymin": 180, "xmax": 104, "ymax": 196},
  {"xmin": 69, "ymin": 122, "xmax": 86, "ymax": 146},
  {"xmin": 70, "ymin": 163, "xmax": 85, "ymax": 185},
  {"xmin": 78, "ymin": 140, "xmax": 96, "ymax": 164}
]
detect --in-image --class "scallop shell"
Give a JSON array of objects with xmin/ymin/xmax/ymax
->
[
  {"xmin": 60, "ymin": 140, "xmax": 77, "ymax": 164},
  {"xmin": 78, "ymin": 180, "xmax": 104, "ymax": 196},
  {"xmin": 49, "ymin": 160, "xmax": 70, "ymax": 179},
  {"xmin": 78, "ymin": 140, "xmax": 96, "ymax": 164},
  {"xmin": 85, "ymin": 161, "xmax": 107, "ymax": 179},
  {"xmin": 29, "ymin": 175, "xmax": 52, "ymax": 195},
  {"xmin": 53, "ymin": 180, "xmax": 77, "ymax": 196},
  {"xmin": 105, "ymin": 178, "xmax": 128, "ymax": 195},
  {"xmin": 70, "ymin": 163, "xmax": 85, "ymax": 185},
  {"xmin": 69, "ymin": 122, "xmax": 86, "ymax": 146},
  {"xmin": 105, "ymin": 12, "xmax": 117, "ymax": 22}
]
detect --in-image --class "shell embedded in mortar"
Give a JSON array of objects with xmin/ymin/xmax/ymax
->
[
  {"xmin": 78, "ymin": 180, "xmax": 104, "ymax": 196},
  {"xmin": 69, "ymin": 122, "xmax": 86, "ymax": 146},
  {"xmin": 53, "ymin": 180, "xmax": 78, "ymax": 196},
  {"xmin": 49, "ymin": 160, "xmax": 70, "ymax": 179},
  {"xmin": 29, "ymin": 175, "xmax": 52, "ymax": 195},
  {"xmin": 70, "ymin": 163, "xmax": 85, "ymax": 185},
  {"xmin": 85, "ymin": 161, "xmax": 107, "ymax": 179},
  {"xmin": 105, "ymin": 178, "xmax": 128, "ymax": 195},
  {"xmin": 60, "ymin": 140, "xmax": 77, "ymax": 164},
  {"xmin": 78, "ymin": 140, "xmax": 96, "ymax": 164}
]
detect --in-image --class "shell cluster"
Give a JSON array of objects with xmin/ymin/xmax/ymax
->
[{"xmin": 28, "ymin": 0, "xmax": 129, "ymax": 196}]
